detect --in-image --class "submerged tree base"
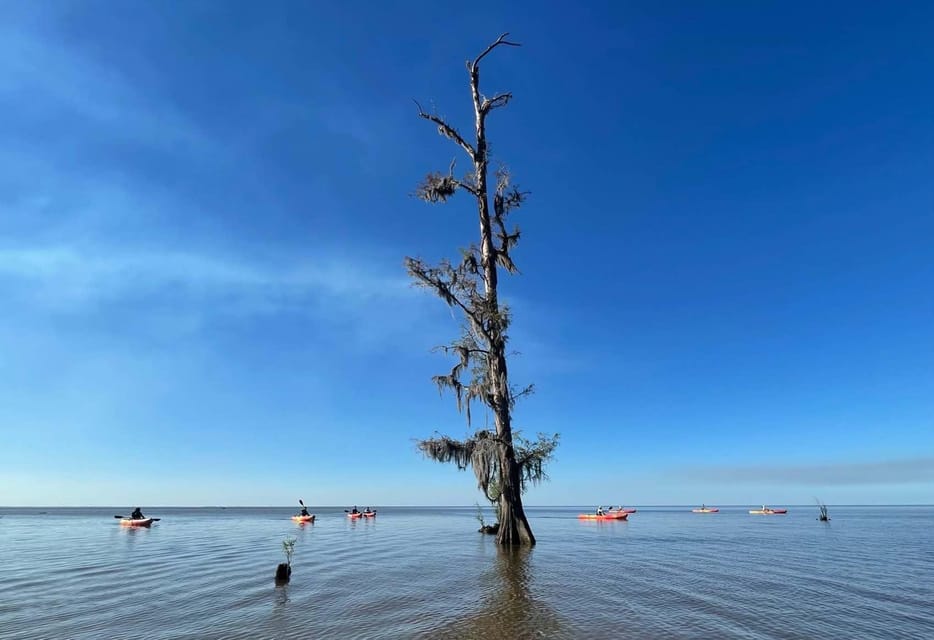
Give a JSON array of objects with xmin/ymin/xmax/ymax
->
[
  {"xmin": 275, "ymin": 563, "xmax": 291, "ymax": 583},
  {"xmin": 479, "ymin": 523, "xmax": 500, "ymax": 535}
]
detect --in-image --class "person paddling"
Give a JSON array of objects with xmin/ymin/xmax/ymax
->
[
  {"xmin": 299, "ymin": 505, "xmax": 310, "ymax": 517},
  {"xmin": 596, "ymin": 506, "xmax": 605, "ymax": 516},
  {"xmin": 130, "ymin": 507, "xmax": 145, "ymax": 520},
  {"xmin": 351, "ymin": 506, "xmax": 360, "ymax": 514}
]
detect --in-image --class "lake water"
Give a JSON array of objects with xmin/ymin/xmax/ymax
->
[{"xmin": 1, "ymin": 506, "xmax": 931, "ymax": 639}]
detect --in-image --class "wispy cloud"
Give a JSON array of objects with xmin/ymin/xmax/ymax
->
[
  {"xmin": 0, "ymin": 29, "xmax": 210, "ymax": 152},
  {"xmin": 0, "ymin": 245, "xmax": 414, "ymax": 316},
  {"xmin": 679, "ymin": 457, "xmax": 934, "ymax": 486}
]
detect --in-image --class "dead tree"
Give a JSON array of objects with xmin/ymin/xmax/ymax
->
[{"xmin": 407, "ymin": 34, "xmax": 558, "ymax": 546}]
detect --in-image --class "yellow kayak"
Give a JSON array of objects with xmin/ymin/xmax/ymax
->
[{"xmin": 291, "ymin": 514, "xmax": 315, "ymax": 523}]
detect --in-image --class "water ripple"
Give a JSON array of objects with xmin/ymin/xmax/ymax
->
[{"xmin": 0, "ymin": 507, "xmax": 932, "ymax": 639}]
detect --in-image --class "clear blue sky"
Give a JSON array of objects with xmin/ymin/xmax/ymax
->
[{"xmin": 2, "ymin": 1, "xmax": 931, "ymax": 506}]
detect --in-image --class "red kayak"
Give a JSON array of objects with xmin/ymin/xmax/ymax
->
[
  {"xmin": 348, "ymin": 512, "xmax": 363, "ymax": 519},
  {"xmin": 578, "ymin": 512, "xmax": 629, "ymax": 521},
  {"xmin": 362, "ymin": 511, "xmax": 376, "ymax": 518}
]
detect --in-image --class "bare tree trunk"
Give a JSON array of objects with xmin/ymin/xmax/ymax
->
[
  {"xmin": 410, "ymin": 34, "xmax": 540, "ymax": 546},
  {"xmin": 497, "ymin": 444, "xmax": 536, "ymax": 545},
  {"xmin": 471, "ymin": 42, "xmax": 535, "ymax": 546}
]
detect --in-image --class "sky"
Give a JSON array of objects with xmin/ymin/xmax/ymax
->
[{"xmin": 1, "ymin": 1, "xmax": 932, "ymax": 506}]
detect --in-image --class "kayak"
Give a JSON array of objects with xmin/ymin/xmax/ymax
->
[
  {"xmin": 692, "ymin": 508, "xmax": 719, "ymax": 513},
  {"xmin": 120, "ymin": 518, "xmax": 153, "ymax": 527},
  {"xmin": 749, "ymin": 508, "xmax": 787, "ymax": 515},
  {"xmin": 577, "ymin": 512, "xmax": 629, "ymax": 520},
  {"xmin": 291, "ymin": 515, "xmax": 315, "ymax": 523},
  {"xmin": 612, "ymin": 508, "xmax": 637, "ymax": 514},
  {"xmin": 362, "ymin": 512, "xmax": 376, "ymax": 518},
  {"xmin": 348, "ymin": 512, "xmax": 363, "ymax": 519}
]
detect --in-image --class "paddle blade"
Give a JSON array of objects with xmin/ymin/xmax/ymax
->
[
  {"xmin": 299, "ymin": 499, "xmax": 305, "ymax": 507},
  {"xmin": 113, "ymin": 515, "xmax": 125, "ymax": 519}
]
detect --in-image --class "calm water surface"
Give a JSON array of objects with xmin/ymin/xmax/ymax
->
[{"xmin": 1, "ymin": 506, "xmax": 932, "ymax": 639}]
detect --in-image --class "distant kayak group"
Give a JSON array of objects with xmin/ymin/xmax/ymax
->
[
  {"xmin": 114, "ymin": 501, "xmax": 378, "ymax": 528},
  {"xmin": 290, "ymin": 501, "xmax": 378, "ymax": 524},
  {"xmin": 577, "ymin": 504, "xmax": 790, "ymax": 519},
  {"xmin": 692, "ymin": 504, "xmax": 787, "ymax": 515},
  {"xmin": 345, "ymin": 506, "xmax": 377, "ymax": 520}
]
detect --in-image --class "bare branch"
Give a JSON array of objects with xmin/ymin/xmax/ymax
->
[
  {"xmin": 510, "ymin": 383, "xmax": 535, "ymax": 406},
  {"xmin": 414, "ymin": 99, "xmax": 476, "ymax": 160},
  {"xmin": 434, "ymin": 344, "xmax": 490, "ymax": 358},
  {"xmin": 454, "ymin": 179, "xmax": 479, "ymax": 198},
  {"xmin": 471, "ymin": 33, "xmax": 522, "ymax": 71},
  {"xmin": 481, "ymin": 92, "xmax": 513, "ymax": 114}
]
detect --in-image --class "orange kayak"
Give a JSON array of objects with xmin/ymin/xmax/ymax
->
[
  {"xmin": 120, "ymin": 518, "xmax": 153, "ymax": 527},
  {"xmin": 362, "ymin": 512, "xmax": 376, "ymax": 518},
  {"xmin": 291, "ymin": 515, "xmax": 315, "ymax": 523},
  {"xmin": 578, "ymin": 512, "xmax": 629, "ymax": 520},
  {"xmin": 348, "ymin": 512, "xmax": 363, "ymax": 519}
]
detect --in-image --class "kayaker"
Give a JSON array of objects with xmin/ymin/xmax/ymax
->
[
  {"xmin": 351, "ymin": 506, "xmax": 360, "ymax": 514},
  {"xmin": 596, "ymin": 506, "xmax": 604, "ymax": 516},
  {"xmin": 130, "ymin": 507, "xmax": 145, "ymax": 520},
  {"xmin": 364, "ymin": 507, "xmax": 372, "ymax": 514},
  {"xmin": 299, "ymin": 506, "xmax": 310, "ymax": 517}
]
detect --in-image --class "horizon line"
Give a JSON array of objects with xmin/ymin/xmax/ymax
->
[{"xmin": 3, "ymin": 503, "xmax": 932, "ymax": 509}]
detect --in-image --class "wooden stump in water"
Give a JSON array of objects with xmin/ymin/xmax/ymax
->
[{"xmin": 275, "ymin": 563, "xmax": 292, "ymax": 583}]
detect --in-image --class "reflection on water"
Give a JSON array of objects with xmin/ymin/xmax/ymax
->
[
  {"xmin": 426, "ymin": 546, "xmax": 568, "ymax": 639},
  {"xmin": 273, "ymin": 583, "xmax": 289, "ymax": 608}
]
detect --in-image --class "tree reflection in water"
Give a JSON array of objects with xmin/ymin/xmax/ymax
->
[{"xmin": 426, "ymin": 546, "xmax": 569, "ymax": 639}]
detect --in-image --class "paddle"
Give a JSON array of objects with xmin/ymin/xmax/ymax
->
[
  {"xmin": 113, "ymin": 515, "xmax": 161, "ymax": 521},
  {"xmin": 298, "ymin": 499, "xmax": 311, "ymax": 516}
]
